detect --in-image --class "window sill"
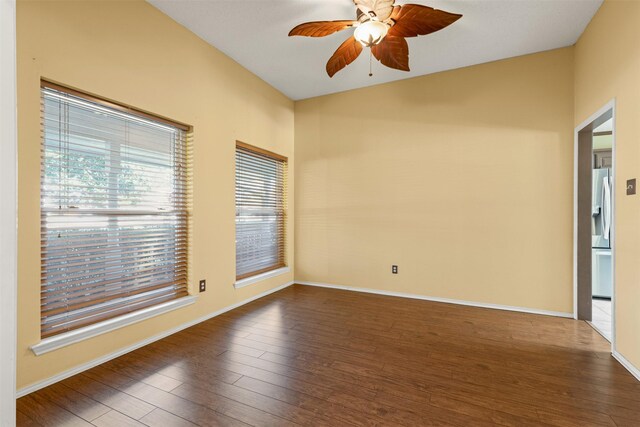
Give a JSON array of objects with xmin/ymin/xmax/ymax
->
[
  {"xmin": 234, "ymin": 267, "xmax": 290, "ymax": 289},
  {"xmin": 31, "ymin": 295, "xmax": 197, "ymax": 356}
]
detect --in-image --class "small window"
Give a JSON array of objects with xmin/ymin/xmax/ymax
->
[
  {"xmin": 40, "ymin": 81, "xmax": 191, "ymax": 338},
  {"xmin": 235, "ymin": 142, "xmax": 287, "ymax": 280}
]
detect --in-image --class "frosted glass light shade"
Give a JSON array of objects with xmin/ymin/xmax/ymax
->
[{"xmin": 354, "ymin": 20, "xmax": 389, "ymax": 47}]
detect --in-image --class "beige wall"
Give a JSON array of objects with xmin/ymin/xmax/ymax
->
[
  {"xmin": 17, "ymin": 0, "xmax": 294, "ymax": 389},
  {"xmin": 294, "ymin": 48, "xmax": 575, "ymax": 314},
  {"xmin": 575, "ymin": 0, "xmax": 640, "ymax": 371}
]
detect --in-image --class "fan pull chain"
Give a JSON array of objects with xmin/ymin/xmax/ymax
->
[{"xmin": 369, "ymin": 49, "xmax": 373, "ymax": 77}]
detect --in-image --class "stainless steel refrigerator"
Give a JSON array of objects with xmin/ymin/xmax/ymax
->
[{"xmin": 592, "ymin": 168, "xmax": 612, "ymax": 298}]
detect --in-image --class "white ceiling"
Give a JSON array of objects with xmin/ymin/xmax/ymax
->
[
  {"xmin": 594, "ymin": 118, "xmax": 613, "ymax": 133},
  {"xmin": 148, "ymin": 0, "xmax": 603, "ymax": 100}
]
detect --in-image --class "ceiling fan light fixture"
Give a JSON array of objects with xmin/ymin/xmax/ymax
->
[
  {"xmin": 354, "ymin": 20, "xmax": 389, "ymax": 47},
  {"xmin": 288, "ymin": 1, "xmax": 463, "ymax": 77}
]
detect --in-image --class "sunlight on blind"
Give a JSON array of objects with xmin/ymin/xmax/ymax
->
[
  {"xmin": 40, "ymin": 83, "xmax": 191, "ymax": 338},
  {"xmin": 235, "ymin": 144, "xmax": 287, "ymax": 280}
]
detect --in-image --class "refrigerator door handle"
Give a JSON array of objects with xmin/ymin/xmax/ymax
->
[{"xmin": 603, "ymin": 176, "xmax": 612, "ymax": 240}]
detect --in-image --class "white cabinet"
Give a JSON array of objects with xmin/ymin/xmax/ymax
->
[
  {"xmin": 592, "ymin": 249, "xmax": 612, "ymax": 299},
  {"xmin": 594, "ymin": 149, "xmax": 613, "ymax": 169}
]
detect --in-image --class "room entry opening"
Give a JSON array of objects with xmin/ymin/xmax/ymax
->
[{"xmin": 575, "ymin": 105, "xmax": 615, "ymax": 344}]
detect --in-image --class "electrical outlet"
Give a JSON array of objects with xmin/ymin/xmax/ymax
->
[
  {"xmin": 392, "ymin": 265, "xmax": 398, "ymax": 274},
  {"xmin": 199, "ymin": 279, "xmax": 206, "ymax": 292},
  {"xmin": 627, "ymin": 178, "xmax": 637, "ymax": 195}
]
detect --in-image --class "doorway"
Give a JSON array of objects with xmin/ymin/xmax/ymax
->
[{"xmin": 574, "ymin": 101, "xmax": 615, "ymax": 345}]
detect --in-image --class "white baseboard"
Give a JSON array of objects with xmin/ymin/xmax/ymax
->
[
  {"xmin": 613, "ymin": 350, "xmax": 640, "ymax": 382},
  {"xmin": 17, "ymin": 281, "xmax": 293, "ymax": 398},
  {"xmin": 296, "ymin": 281, "xmax": 573, "ymax": 318}
]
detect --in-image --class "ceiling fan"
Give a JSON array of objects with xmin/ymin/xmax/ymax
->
[{"xmin": 288, "ymin": 0, "xmax": 462, "ymax": 77}]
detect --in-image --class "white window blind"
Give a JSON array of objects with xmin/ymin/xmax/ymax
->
[
  {"xmin": 40, "ymin": 82, "xmax": 191, "ymax": 339},
  {"xmin": 235, "ymin": 142, "xmax": 287, "ymax": 280}
]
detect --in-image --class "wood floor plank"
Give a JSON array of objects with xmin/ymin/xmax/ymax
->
[
  {"xmin": 16, "ymin": 410, "xmax": 42, "ymax": 427},
  {"xmin": 427, "ymin": 393, "xmax": 552, "ymax": 427},
  {"xmin": 92, "ymin": 410, "xmax": 147, "ymax": 427},
  {"xmin": 233, "ymin": 375, "xmax": 330, "ymax": 410},
  {"xmin": 16, "ymin": 394, "xmax": 93, "ymax": 427},
  {"xmin": 139, "ymin": 408, "xmax": 199, "ymax": 427},
  {"xmin": 129, "ymin": 358, "xmax": 322, "ymax": 425},
  {"xmin": 17, "ymin": 285, "xmax": 640, "ymax": 427},
  {"xmin": 31, "ymin": 381, "xmax": 111, "ymax": 422},
  {"xmin": 62, "ymin": 373, "xmax": 156, "ymax": 420},
  {"xmin": 100, "ymin": 357, "xmax": 183, "ymax": 392},
  {"xmin": 86, "ymin": 367, "xmax": 250, "ymax": 427},
  {"xmin": 215, "ymin": 350, "xmax": 378, "ymax": 399},
  {"xmin": 117, "ymin": 344, "xmax": 244, "ymax": 386},
  {"xmin": 218, "ymin": 360, "xmax": 335, "ymax": 400},
  {"xmin": 171, "ymin": 382, "xmax": 307, "ymax": 426}
]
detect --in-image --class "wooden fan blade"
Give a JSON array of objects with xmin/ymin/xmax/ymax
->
[
  {"xmin": 371, "ymin": 35, "xmax": 409, "ymax": 72},
  {"xmin": 289, "ymin": 20, "xmax": 357, "ymax": 37},
  {"xmin": 326, "ymin": 36, "xmax": 363, "ymax": 77},
  {"xmin": 355, "ymin": 0, "xmax": 374, "ymax": 18},
  {"xmin": 389, "ymin": 5, "xmax": 401, "ymax": 21},
  {"xmin": 355, "ymin": 0, "xmax": 395, "ymax": 21},
  {"xmin": 389, "ymin": 4, "xmax": 462, "ymax": 38},
  {"xmin": 373, "ymin": 0, "xmax": 395, "ymax": 21}
]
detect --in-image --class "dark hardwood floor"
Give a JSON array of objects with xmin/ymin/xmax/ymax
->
[{"xmin": 17, "ymin": 284, "xmax": 640, "ymax": 426}]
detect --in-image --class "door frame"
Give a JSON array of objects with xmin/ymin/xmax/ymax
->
[
  {"xmin": 573, "ymin": 99, "xmax": 616, "ymax": 350},
  {"xmin": 0, "ymin": 0, "xmax": 18, "ymax": 424}
]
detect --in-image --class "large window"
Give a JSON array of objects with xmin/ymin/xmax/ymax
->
[
  {"xmin": 40, "ymin": 81, "xmax": 191, "ymax": 338},
  {"xmin": 235, "ymin": 142, "xmax": 287, "ymax": 280}
]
